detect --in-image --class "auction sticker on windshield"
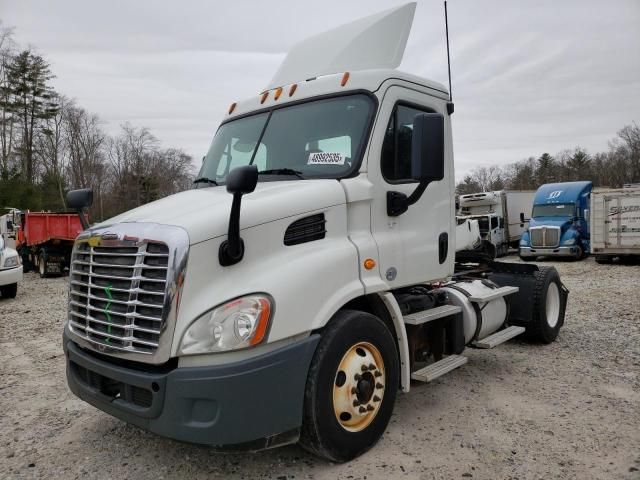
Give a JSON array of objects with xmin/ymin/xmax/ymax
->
[{"xmin": 308, "ymin": 152, "xmax": 346, "ymax": 165}]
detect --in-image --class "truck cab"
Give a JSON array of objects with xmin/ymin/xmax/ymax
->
[
  {"xmin": 458, "ymin": 192, "xmax": 506, "ymax": 257},
  {"xmin": 519, "ymin": 181, "xmax": 592, "ymax": 260},
  {"xmin": 62, "ymin": 3, "xmax": 568, "ymax": 462}
]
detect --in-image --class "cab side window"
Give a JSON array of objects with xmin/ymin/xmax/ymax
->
[{"xmin": 381, "ymin": 104, "xmax": 433, "ymax": 182}]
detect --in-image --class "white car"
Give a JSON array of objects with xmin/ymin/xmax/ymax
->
[{"xmin": 0, "ymin": 235, "xmax": 22, "ymax": 298}]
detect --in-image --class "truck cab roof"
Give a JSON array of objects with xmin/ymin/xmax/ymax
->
[{"xmin": 533, "ymin": 181, "xmax": 592, "ymax": 205}]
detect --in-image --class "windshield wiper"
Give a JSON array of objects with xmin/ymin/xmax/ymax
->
[
  {"xmin": 193, "ymin": 177, "xmax": 219, "ymax": 186},
  {"xmin": 258, "ymin": 168, "xmax": 305, "ymax": 179}
]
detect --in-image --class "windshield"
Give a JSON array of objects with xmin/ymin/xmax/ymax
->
[
  {"xmin": 532, "ymin": 203, "xmax": 575, "ymax": 218},
  {"xmin": 196, "ymin": 94, "xmax": 374, "ymax": 185}
]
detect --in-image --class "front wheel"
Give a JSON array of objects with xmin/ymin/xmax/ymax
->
[{"xmin": 300, "ymin": 310, "xmax": 399, "ymax": 462}]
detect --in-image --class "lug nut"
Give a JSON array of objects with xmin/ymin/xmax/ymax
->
[
  {"xmin": 369, "ymin": 363, "xmax": 376, "ymax": 370},
  {"xmin": 376, "ymin": 382, "xmax": 384, "ymax": 389},
  {"xmin": 373, "ymin": 395, "xmax": 381, "ymax": 402},
  {"xmin": 374, "ymin": 371, "xmax": 382, "ymax": 377},
  {"xmin": 353, "ymin": 400, "xmax": 360, "ymax": 407},
  {"xmin": 354, "ymin": 373, "xmax": 361, "ymax": 381},
  {"xmin": 366, "ymin": 404, "xmax": 375, "ymax": 411},
  {"xmin": 361, "ymin": 365, "xmax": 369, "ymax": 372},
  {"xmin": 359, "ymin": 406, "xmax": 366, "ymax": 413},
  {"xmin": 351, "ymin": 387, "xmax": 357, "ymax": 394}
]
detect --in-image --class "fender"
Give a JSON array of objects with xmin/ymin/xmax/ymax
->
[{"xmin": 378, "ymin": 292, "xmax": 411, "ymax": 392}]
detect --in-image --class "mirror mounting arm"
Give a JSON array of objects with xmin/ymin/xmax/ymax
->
[
  {"xmin": 219, "ymin": 193, "xmax": 245, "ymax": 266},
  {"xmin": 387, "ymin": 181, "xmax": 431, "ymax": 217}
]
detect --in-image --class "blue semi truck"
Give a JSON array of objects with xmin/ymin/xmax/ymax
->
[{"xmin": 519, "ymin": 181, "xmax": 593, "ymax": 261}]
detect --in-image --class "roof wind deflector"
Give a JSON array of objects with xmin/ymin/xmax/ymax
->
[{"xmin": 267, "ymin": 2, "xmax": 416, "ymax": 89}]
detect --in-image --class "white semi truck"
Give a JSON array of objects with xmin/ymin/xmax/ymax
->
[
  {"xmin": 457, "ymin": 190, "xmax": 534, "ymax": 258},
  {"xmin": 62, "ymin": 4, "xmax": 569, "ymax": 462},
  {"xmin": 591, "ymin": 186, "xmax": 640, "ymax": 263}
]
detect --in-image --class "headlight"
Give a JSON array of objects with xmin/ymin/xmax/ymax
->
[
  {"xmin": 3, "ymin": 255, "xmax": 19, "ymax": 268},
  {"xmin": 178, "ymin": 295, "xmax": 272, "ymax": 355},
  {"xmin": 563, "ymin": 237, "xmax": 576, "ymax": 245}
]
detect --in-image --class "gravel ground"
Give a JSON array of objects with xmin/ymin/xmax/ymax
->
[{"xmin": 1, "ymin": 257, "xmax": 639, "ymax": 480}]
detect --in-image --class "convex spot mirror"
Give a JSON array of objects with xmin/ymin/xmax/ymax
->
[
  {"xmin": 411, "ymin": 113, "xmax": 445, "ymax": 182},
  {"xmin": 66, "ymin": 188, "xmax": 93, "ymax": 210}
]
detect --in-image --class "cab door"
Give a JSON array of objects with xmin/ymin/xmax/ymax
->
[{"xmin": 367, "ymin": 85, "xmax": 454, "ymax": 288}]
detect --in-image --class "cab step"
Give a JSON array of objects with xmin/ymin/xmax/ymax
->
[
  {"xmin": 410, "ymin": 354, "xmax": 468, "ymax": 383},
  {"xmin": 472, "ymin": 325, "xmax": 525, "ymax": 349},
  {"xmin": 403, "ymin": 304, "xmax": 462, "ymax": 325},
  {"xmin": 468, "ymin": 286, "xmax": 519, "ymax": 303}
]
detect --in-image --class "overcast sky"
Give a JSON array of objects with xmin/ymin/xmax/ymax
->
[{"xmin": 2, "ymin": 0, "xmax": 639, "ymax": 179}]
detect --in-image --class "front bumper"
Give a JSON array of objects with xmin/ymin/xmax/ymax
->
[
  {"xmin": 0, "ymin": 265, "xmax": 22, "ymax": 286},
  {"xmin": 519, "ymin": 246, "xmax": 579, "ymax": 257},
  {"xmin": 64, "ymin": 328, "xmax": 320, "ymax": 448}
]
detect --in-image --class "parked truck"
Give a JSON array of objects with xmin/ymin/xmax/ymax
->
[
  {"xmin": 457, "ymin": 190, "xmax": 534, "ymax": 257},
  {"xmin": 519, "ymin": 181, "xmax": 592, "ymax": 261},
  {"xmin": 0, "ymin": 234, "xmax": 22, "ymax": 298},
  {"xmin": 1, "ymin": 209, "xmax": 86, "ymax": 277},
  {"xmin": 590, "ymin": 185, "xmax": 640, "ymax": 263},
  {"xmin": 62, "ymin": 4, "xmax": 569, "ymax": 462}
]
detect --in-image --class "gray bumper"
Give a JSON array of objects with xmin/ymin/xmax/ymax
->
[
  {"xmin": 519, "ymin": 246, "xmax": 579, "ymax": 257},
  {"xmin": 64, "ymin": 329, "xmax": 320, "ymax": 449}
]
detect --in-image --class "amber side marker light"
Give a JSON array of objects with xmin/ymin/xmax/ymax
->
[
  {"xmin": 228, "ymin": 102, "xmax": 237, "ymax": 114},
  {"xmin": 364, "ymin": 258, "xmax": 376, "ymax": 270},
  {"xmin": 260, "ymin": 91, "xmax": 269, "ymax": 104},
  {"xmin": 274, "ymin": 86, "xmax": 283, "ymax": 101},
  {"xmin": 341, "ymin": 71, "xmax": 350, "ymax": 87},
  {"xmin": 289, "ymin": 84, "xmax": 298, "ymax": 97}
]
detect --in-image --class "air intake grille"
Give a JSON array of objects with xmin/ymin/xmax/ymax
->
[
  {"xmin": 284, "ymin": 214, "xmax": 326, "ymax": 246},
  {"xmin": 68, "ymin": 241, "xmax": 169, "ymax": 355},
  {"xmin": 529, "ymin": 226, "xmax": 560, "ymax": 248}
]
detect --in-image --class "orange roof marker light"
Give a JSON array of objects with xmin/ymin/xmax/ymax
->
[
  {"xmin": 341, "ymin": 71, "xmax": 350, "ymax": 87},
  {"xmin": 289, "ymin": 84, "xmax": 298, "ymax": 97},
  {"xmin": 228, "ymin": 102, "xmax": 237, "ymax": 114},
  {"xmin": 260, "ymin": 91, "xmax": 269, "ymax": 104},
  {"xmin": 274, "ymin": 86, "xmax": 283, "ymax": 101}
]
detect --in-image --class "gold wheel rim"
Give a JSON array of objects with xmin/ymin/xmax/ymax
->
[{"xmin": 332, "ymin": 341, "xmax": 385, "ymax": 432}]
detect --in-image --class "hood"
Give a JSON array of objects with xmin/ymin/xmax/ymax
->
[{"xmin": 97, "ymin": 180, "xmax": 347, "ymax": 245}]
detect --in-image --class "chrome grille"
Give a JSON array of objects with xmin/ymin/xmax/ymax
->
[
  {"xmin": 530, "ymin": 226, "xmax": 560, "ymax": 248},
  {"xmin": 67, "ymin": 224, "xmax": 189, "ymax": 364},
  {"xmin": 69, "ymin": 242, "xmax": 168, "ymax": 354}
]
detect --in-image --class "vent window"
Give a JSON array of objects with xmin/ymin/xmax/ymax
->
[{"xmin": 284, "ymin": 214, "xmax": 326, "ymax": 246}]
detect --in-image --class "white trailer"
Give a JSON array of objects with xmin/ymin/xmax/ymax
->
[
  {"xmin": 591, "ymin": 186, "xmax": 640, "ymax": 263},
  {"xmin": 457, "ymin": 190, "xmax": 534, "ymax": 257}
]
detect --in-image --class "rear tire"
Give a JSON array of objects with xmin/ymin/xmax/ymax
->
[
  {"xmin": 38, "ymin": 251, "xmax": 48, "ymax": 278},
  {"xmin": 300, "ymin": 310, "xmax": 399, "ymax": 462},
  {"xmin": 524, "ymin": 266, "xmax": 565, "ymax": 343},
  {"xmin": 0, "ymin": 282, "xmax": 17, "ymax": 298}
]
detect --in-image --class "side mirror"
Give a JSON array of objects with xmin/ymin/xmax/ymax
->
[
  {"xmin": 66, "ymin": 188, "xmax": 93, "ymax": 230},
  {"xmin": 411, "ymin": 113, "xmax": 445, "ymax": 182},
  {"xmin": 219, "ymin": 165, "xmax": 258, "ymax": 266},
  {"xmin": 387, "ymin": 113, "xmax": 445, "ymax": 217},
  {"xmin": 6, "ymin": 220, "xmax": 13, "ymax": 231},
  {"xmin": 584, "ymin": 209, "xmax": 589, "ymax": 222}
]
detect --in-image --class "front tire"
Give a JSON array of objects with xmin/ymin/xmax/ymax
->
[
  {"xmin": 0, "ymin": 283, "xmax": 18, "ymax": 298},
  {"xmin": 300, "ymin": 310, "xmax": 399, "ymax": 462}
]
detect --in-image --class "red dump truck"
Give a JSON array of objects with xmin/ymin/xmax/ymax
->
[{"xmin": 0, "ymin": 210, "xmax": 86, "ymax": 277}]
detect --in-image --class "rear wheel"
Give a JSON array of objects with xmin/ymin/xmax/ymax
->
[
  {"xmin": 38, "ymin": 251, "xmax": 48, "ymax": 278},
  {"xmin": 0, "ymin": 282, "xmax": 17, "ymax": 298},
  {"xmin": 524, "ymin": 266, "xmax": 565, "ymax": 343},
  {"xmin": 300, "ymin": 310, "xmax": 399, "ymax": 462}
]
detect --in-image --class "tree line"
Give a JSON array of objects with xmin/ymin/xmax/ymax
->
[
  {"xmin": 0, "ymin": 23, "xmax": 194, "ymax": 222},
  {"xmin": 456, "ymin": 122, "xmax": 640, "ymax": 194}
]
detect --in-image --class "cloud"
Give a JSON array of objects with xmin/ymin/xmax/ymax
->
[{"xmin": 3, "ymin": 0, "xmax": 639, "ymax": 180}]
